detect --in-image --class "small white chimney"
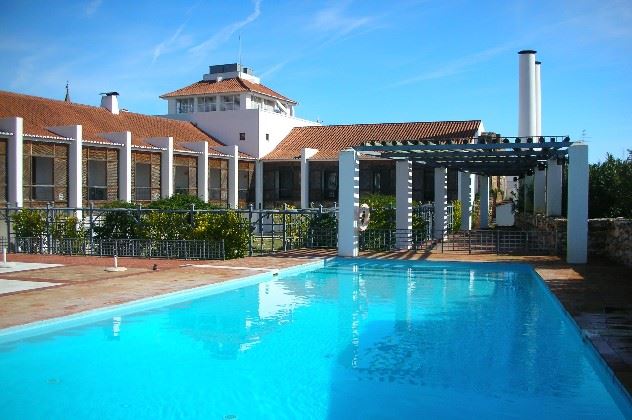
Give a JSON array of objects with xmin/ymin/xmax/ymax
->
[
  {"xmin": 518, "ymin": 50, "xmax": 537, "ymax": 138},
  {"xmin": 100, "ymin": 92, "xmax": 120, "ymax": 115},
  {"xmin": 535, "ymin": 61, "xmax": 542, "ymax": 137}
]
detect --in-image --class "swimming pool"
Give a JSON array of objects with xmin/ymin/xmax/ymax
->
[{"xmin": 1, "ymin": 259, "xmax": 630, "ymax": 418}]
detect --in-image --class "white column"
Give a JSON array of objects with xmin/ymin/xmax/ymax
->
[
  {"xmin": 0, "ymin": 117, "xmax": 23, "ymax": 207},
  {"xmin": 479, "ymin": 175, "xmax": 490, "ymax": 228},
  {"xmin": 533, "ymin": 168, "xmax": 546, "ymax": 213},
  {"xmin": 49, "ymin": 125, "xmax": 83, "ymax": 208},
  {"xmin": 147, "ymin": 137, "xmax": 174, "ymax": 199},
  {"xmin": 546, "ymin": 158, "xmax": 562, "ymax": 216},
  {"xmin": 458, "ymin": 171, "xmax": 473, "ymax": 230},
  {"xmin": 433, "ymin": 167, "xmax": 447, "ymax": 239},
  {"xmin": 395, "ymin": 160, "xmax": 412, "ymax": 249},
  {"xmin": 255, "ymin": 160, "xmax": 263, "ymax": 209},
  {"xmin": 338, "ymin": 149, "xmax": 359, "ymax": 257},
  {"xmin": 183, "ymin": 141, "xmax": 209, "ymax": 202},
  {"xmin": 518, "ymin": 50, "xmax": 537, "ymax": 138},
  {"xmin": 300, "ymin": 148, "xmax": 318, "ymax": 209},
  {"xmin": 219, "ymin": 145, "xmax": 239, "ymax": 209},
  {"xmin": 535, "ymin": 61, "xmax": 542, "ymax": 137},
  {"xmin": 567, "ymin": 143, "xmax": 588, "ymax": 264},
  {"xmin": 102, "ymin": 131, "xmax": 132, "ymax": 202}
]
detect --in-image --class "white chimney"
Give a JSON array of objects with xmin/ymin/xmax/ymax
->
[
  {"xmin": 518, "ymin": 50, "xmax": 537, "ymax": 138},
  {"xmin": 535, "ymin": 61, "xmax": 542, "ymax": 137},
  {"xmin": 100, "ymin": 92, "xmax": 120, "ymax": 115}
]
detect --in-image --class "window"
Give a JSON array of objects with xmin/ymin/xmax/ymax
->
[
  {"xmin": 32, "ymin": 156, "xmax": 54, "ymax": 201},
  {"xmin": 263, "ymin": 99, "xmax": 274, "ymax": 112},
  {"xmin": 174, "ymin": 166, "xmax": 190, "ymax": 195},
  {"xmin": 221, "ymin": 95, "xmax": 240, "ymax": 111},
  {"xmin": 265, "ymin": 133, "xmax": 270, "ymax": 141},
  {"xmin": 135, "ymin": 163, "xmax": 151, "ymax": 201},
  {"xmin": 278, "ymin": 168, "xmax": 294, "ymax": 200},
  {"xmin": 209, "ymin": 160, "xmax": 228, "ymax": 205},
  {"xmin": 176, "ymin": 98, "xmax": 194, "ymax": 113},
  {"xmin": 251, "ymin": 95, "xmax": 263, "ymax": 110},
  {"xmin": 197, "ymin": 96, "xmax": 217, "ymax": 112},
  {"xmin": 324, "ymin": 170, "xmax": 338, "ymax": 199},
  {"xmin": 239, "ymin": 132, "xmax": 246, "ymax": 141},
  {"xmin": 88, "ymin": 160, "xmax": 107, "ymax": 200}
]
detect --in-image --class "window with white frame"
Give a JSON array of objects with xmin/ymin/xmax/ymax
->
[
  {"xmin": 263, "ymin": 99, "xmax": 274, "ymax": 112},
  {"xmin": 176, "ymin": 98, "xmax": 194, "ymax": 113},
  {"xmin": 251, "ymin": 95, "xmax": 263, "ymax": 110},
  {"xmin": 220, "ymin": 95, "xmax": 240, "ymax": 111},
  {"xmin": 197, "ymin": 96, "xmax": 217, "ymax": 112}
]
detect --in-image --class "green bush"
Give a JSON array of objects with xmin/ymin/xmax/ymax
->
[
  {"xmin": 451, "ymin": 200, "xmax": 461, "ymax": 233},
  {"xmin": 589, "ymin": 153, "xmax": 632, "ymax": 218},
  {"xmin": 12, "ymin": 209, "xmax": 46, "ymax": 237},
  {"xmin": 361, "ymin": 194, "xmax": 396, "ymax": 230},
  {"xmin": 147, "ymin": 194, "xmax": 215, "ymax": 210},
  {"xmin": 93, "ymin": 201, "xmax": 140, "ymax": 240},
  {"xmin": 192, "ymin": 211, "xmax": 250, "ymax": 258},
  {"xmin": 52, "ymin": 213, "xmax": 84, "ymax": 239},
  {"xmin": 307, "ymin": 212, "xmax": 338, "ymax": 247}
]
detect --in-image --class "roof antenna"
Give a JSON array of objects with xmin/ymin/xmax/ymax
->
[
  {"xmin": 238, "ymin": 32, "xmax": 243, "ymax": 69},
  {"xmin": 64, "ymin": 81, "xmax": 71, "ymax": 102}
]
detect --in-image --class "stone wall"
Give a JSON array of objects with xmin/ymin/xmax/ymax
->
[{"xmin": 516, "ymin": 214, "xmax": 632, "ymax": 267}]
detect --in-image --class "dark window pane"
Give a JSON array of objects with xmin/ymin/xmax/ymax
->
[
  {"xmin": 89, "ymin": 187, "xmax": 107, "ymax": 200},
  {"xmin": 33, "ymin": 186, "xmax": 53, "ymax": 201},
  {"xmin": 135, "ymin": 163, "xmax": 151, "ymax": 188},
  {"xmin": 209, "ymin": 168, "xmax": 221, "ymax": 189},
  {"xmin": 33, "ymin": 156, "xmax": 54, "ymax": 185},
  {"xmin": 174, "ymin": 166, "xmax": 190, "ymax": 195},
  {"xmin": 136, "ymin": 188, "xmax": 151, "ymax": 201},
  {"xmin": 88, "ymin": 160, "xmax": 107, "ymax": 187},
  {"xmin": 278, "ymin": 168, "xmax": 293, "ymax": 199}
]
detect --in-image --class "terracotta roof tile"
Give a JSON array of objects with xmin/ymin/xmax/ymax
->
[
  {"xmin": 160, "ymin": 77, "xmax": 296, "ymax": 103},
  {"xmin": 0, "ymin": 90, "xmax": 253, "ymax": 158},
  {"xmin": 263, "ymin": 120, "xmax": 482, "ymax": 160}
]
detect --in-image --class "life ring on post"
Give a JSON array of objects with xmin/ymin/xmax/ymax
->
[{"xmin": 357, "ymin": 203, "xmax": 371, "ymax": 231}]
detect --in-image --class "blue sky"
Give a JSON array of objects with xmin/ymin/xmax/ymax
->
[{"xmin": 1, "ymin": 0, "xmax": 630, "ymax": 162}]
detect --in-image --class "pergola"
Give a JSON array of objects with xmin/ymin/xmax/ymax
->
[{"xmin": 338, "ymin": 135, "xmax": 589, "ymax": 263}]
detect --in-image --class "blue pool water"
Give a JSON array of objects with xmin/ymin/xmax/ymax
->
[{"xmin": 1, "ymin": 259, "xmax": 630, "ymax": 419}]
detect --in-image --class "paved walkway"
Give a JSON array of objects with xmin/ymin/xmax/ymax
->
[{"xmin": 0, "ymin": 251, "xmax": 630, "ymax": 396}]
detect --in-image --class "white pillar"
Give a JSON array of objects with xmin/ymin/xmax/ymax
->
[
  {"xmin": 219, "ymin": 145, "xmax": 239, "ymax": 209},
  {"xmin": 183, "ymin": 141, "xmax": 209, "ymax": 202},
  {"xmin": 458, "ymin": 171, "xmax": 474, "ymax": 230},
  {"xmin": 479, "ymin": 176, "xmax": 490, "ymax": 228},
  {"xmin": 0, "ymin": 117, "xmax": 23, "ymax": 207},
  {"xmin": 395, "ymin": 160, "xmax": 412, "ymax": 249},
  {"xmin": 48, "ymin": 125, "xmax": 83, "ymax": 208},
  {"xmin": 567, "ymin": 143, "xmax": 588, "ymax": 264},
  {"xmin": 433, "ymin": 167, "xmax": 447, "ymax": 239},
  {"xmin": 533, "ymin": 168, "xmax": 546, "ymax": 213},
  {"xmin": 300, "ymin": 148, "xmax": 318, "ymax": 209},
  {"xmin": 255, "ymin": 160, "xmax": 263, "ymax": 209},
  {"xmin": 518, "ymin": 50, "xmax": 537, "ymax": 138},
  {"xmin": 535, "ymin": 61, "xmax": 542, "ymax": 137},
  {"xmin": 148, "ymin": 137, "xmax": 174, "ymax": 199},
  {"xmin": 546, "ymin": 158, "xmax": 562, "ymax": 216},
  {"xmin": 338, "ymin": 149, "xmax": 359, "ymax": 257},
  {"xmin": 102, "ymin": 131, "xmax": 132, "ymax": 202}
]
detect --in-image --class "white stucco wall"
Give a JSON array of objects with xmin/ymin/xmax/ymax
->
[{"xmin": 163, "ymin": 109, "xmax": 317, "ymax": 159}]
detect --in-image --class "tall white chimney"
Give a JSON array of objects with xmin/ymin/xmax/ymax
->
[
  {"xmin": 100, "ymin": 92, "xmax": 120, "ymax": 115},
  {"xmin": 535, "ymin": 61, "xmax": 542, "ymax": 137},
  {"xmin": 518, "ymin": 50, "xmax": 537, "ymax": 138}
]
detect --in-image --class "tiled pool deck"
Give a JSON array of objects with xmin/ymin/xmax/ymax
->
[{"xmin": 1, "ymin": 251, "xmax": 630, "ymax": 395}]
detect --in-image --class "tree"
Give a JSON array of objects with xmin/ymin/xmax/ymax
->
[{"xmin": 589, "ymin": 154, "xmax": 632, "ymax": 218}]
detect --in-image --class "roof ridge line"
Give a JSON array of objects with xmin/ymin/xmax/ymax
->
[{"xmin": 294, "ymin": 120, "xmax": 482, "ymax": 129}]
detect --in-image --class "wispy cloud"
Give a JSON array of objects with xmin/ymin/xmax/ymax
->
[
  {"xmin": 152, "ymin": 23, "xmax": 190, "ymax": 63},
  {"xmin": 261, "ymin": 2, "xmax": 377, "ymax": 78},
  {"xmin": 391, "ymin": 44, "xmax": 513, "ymax": 87},
  {"xmin": 85, "ymin": 0, "xmax": 102, "ymax": 16},
  {"xmin": 308, "ymin": 3, "xmax": 374, "ymax": 37},
  {"xmin": 189, "ymin": 0, "xmax": 262, "ymax": 56}
]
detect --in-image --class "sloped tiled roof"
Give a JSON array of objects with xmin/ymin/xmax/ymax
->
[
  {"xmin": 263, "ymin": 120, "xmax": 482, "ymax": 160},
  {"xmin": 160, "ymin": 77, "xmax": 296, "ymax": 104},
  {"xmin": 0, "ymin": 90, "xmax": 251, "ymax": 158}
]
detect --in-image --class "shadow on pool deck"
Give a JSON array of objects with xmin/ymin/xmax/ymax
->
[{"xmin": 0, "ymin": 250, "xmax": 630, "ymax": 396}]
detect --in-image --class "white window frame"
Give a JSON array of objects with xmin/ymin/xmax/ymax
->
[
  {"xmin": 197, "ymin": 96, "xmax": 217, "ymax": 112},
  {"xmin": 176, "ymin": 98, "xmax": 194, "ymax": 114}
]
